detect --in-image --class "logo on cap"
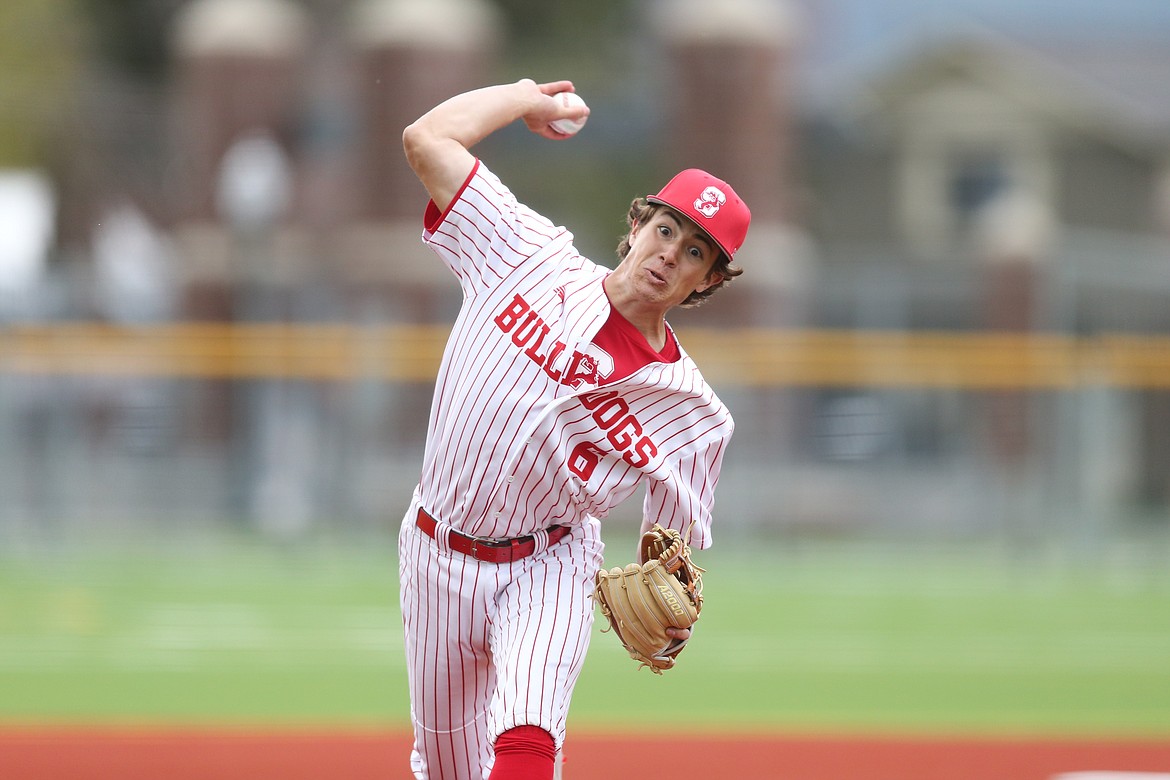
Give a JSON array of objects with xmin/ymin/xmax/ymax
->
[{"xmin": 693, "ymin": 186, "xmax": 726, "ymax": 219}]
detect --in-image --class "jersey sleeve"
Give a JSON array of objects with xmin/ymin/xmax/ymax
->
[
  {"xmin": 641, "ymin": 432, "xmax": 730, "ymax": 551},
  {"xmin": 421, "ymin": 160, "xmax": 573, "ymax": 297}
]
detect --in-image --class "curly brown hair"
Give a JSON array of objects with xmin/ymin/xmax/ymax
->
[{"xmin": 615, "ymin": 197, "xmax": 743, "ymax": 308}]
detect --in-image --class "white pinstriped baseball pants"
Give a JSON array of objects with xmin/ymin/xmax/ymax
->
[{"xmin": 398, "ymin": 498, "xmax": 604, "ymax": 780}]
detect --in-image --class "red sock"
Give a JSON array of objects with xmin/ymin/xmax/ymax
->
[{"xmin": 487, "ymin": 725, "xmax": 556, "ymax": 780}]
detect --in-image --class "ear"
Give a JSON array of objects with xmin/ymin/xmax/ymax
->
[{"xmin": 695, "ymin": 270, "xmax": 724, "ymax": 294}]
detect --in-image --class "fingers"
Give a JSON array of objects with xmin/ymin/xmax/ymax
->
[
  {"xmin": 536, "ymin": 80, "xmax": 575, "ymax": 96},
  {"xmin": 665, "ymin": 626, "xmax": 691, "ymax": 641}
]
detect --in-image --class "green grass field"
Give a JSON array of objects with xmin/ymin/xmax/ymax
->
[{"xmin": 2, "ymin": 532, "xmax": 1169, "ymax": 737}]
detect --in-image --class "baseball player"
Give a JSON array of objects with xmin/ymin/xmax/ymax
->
[{"xmin": 398, "ymin": 78, "xmax": 751, "ymax": 780}]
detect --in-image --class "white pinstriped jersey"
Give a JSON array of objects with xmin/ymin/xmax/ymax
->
[{"xmin": 416, "ymin": 160, "xmax": 733, "ymax": 549}]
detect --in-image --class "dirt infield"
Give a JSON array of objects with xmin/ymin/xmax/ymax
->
[{"xmin": 3, "ymin": 726, "xmax": 1169, "ymax": 779}]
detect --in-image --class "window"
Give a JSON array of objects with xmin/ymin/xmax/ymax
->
[{"xmin": 950, "ymin": 150, "xmax": 1008, "ymax": 225}]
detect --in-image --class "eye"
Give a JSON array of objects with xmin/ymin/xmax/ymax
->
[
  {"xmin": 688, "ymin": 246, "xmax": 704, "ymax": 259},
  {"xmin": 657, "ymin": 224, "xmax": 672, "ymax": 238}
]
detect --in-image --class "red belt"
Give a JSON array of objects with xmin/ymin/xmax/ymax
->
[{"xmin": 415, "ymin": 508, "xmax": 571, "ymax": 564}]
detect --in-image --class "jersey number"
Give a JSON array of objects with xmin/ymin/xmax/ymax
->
[{"xmin": 568, "ymin": 441, "xmax": 606, "ymax": 482}]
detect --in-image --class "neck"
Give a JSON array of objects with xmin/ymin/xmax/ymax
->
[{"xmin": 604, "ymin": 276, "xmax": 667, "ymax": 351}]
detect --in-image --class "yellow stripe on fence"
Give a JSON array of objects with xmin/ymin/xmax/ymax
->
[
  {"xmin": 0, "ymin": 323, "xmax": 449, "ymax": 382},
  {"xmin": 1, "ymin": 323, "xmax": 1169, "ymax": 388}
]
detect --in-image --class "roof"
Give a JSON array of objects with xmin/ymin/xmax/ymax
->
[{"xmin": 817, "ymin": 24, "xmax": 1170, "ymax": 152}]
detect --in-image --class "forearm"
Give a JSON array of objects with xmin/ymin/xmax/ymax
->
[
  {"xmin": 405, "ymin": 79, "xmax": 543, "ymax": 154},
  {"xmin": 403, "ymin": 78, "xmax": 583, "ymax": 212},
  {"xmin": 402, "ymin": 79, "xmax": 546, "ymax": 211}
]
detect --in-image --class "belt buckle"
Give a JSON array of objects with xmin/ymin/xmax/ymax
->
[
  {"xmin": 467, "ymin": 534, "xmax": 523, "ymax": 563},
  {"xmin": 469, "ymin": 537, "xmax": 498, "ymax": 561}
]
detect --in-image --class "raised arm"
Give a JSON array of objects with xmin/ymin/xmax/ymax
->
[{"xmin": 401, "ymin": 78, "xmax": 589, "ymax": 213}]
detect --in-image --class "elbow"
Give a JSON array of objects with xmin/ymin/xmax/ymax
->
[
  {"xmin": 402, "ymin": 119, "xmax": 452, "ymax": 180},
  {"xmin": 402, "ymin": 120, "xmax": 427, "ymax": 171}
]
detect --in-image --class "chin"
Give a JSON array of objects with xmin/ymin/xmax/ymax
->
[{"xmin": 640, "ymin": 285, "xmax": 673, "ymax": 304}]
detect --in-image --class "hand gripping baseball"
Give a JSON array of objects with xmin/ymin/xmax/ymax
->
[
  {"xmin": 523, "ymin": 81, "xmax": 589, "ymax": 140},
  {"xmin": 593, "ymin": 524, "xmax": 704, "ymax": 674}
]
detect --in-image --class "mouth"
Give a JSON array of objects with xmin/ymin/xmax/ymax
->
[{"xmin": 646, "ymin": 267, "xmax": 667, "ymax": 285}]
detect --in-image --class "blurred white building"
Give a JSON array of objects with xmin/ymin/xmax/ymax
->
[{"xmin": 0, "ymin": 171, "xmax": 54, "ymax": 318}]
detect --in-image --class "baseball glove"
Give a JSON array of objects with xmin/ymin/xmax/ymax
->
[{"xmin": 593, "ymin": 524, "xmax": 704, "ymax": 674}]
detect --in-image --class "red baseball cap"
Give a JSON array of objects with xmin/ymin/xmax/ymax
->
[{"xmin": 647, "ymin": 169, "xmax": 751, "ymax": 261}]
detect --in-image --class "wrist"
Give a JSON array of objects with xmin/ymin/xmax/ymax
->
[{"xmin": 512, "ymin": 78, "xmax": 544, "ymax": 116}]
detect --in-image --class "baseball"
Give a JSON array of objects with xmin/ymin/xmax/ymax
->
[{"xmin": 548, "ymin": 91, "xmax": 588, "ymax": 136}]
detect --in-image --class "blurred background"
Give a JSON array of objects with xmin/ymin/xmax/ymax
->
[
  {"xmin": 3, "ymin": 2, "xmax": 1170, "ymax": 766},
  {"xmin": 3, "ymin": 0, "xmax": 1170, "ymax": 555}
]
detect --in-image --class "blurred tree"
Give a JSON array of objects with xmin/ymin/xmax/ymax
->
[
  {"xmin": 75, "ymin": 0, "xmax": 187, "ymax": 82},
  {"xmin": 0, "ymin": 0, "xmax": 84, "ymax": 167},
  {"xmin": 493, "ymin": 0, "xmax": 628, "ymax": 42},
  {"xmin": 491, "ymin": 0, "xmax": 635, "ymax": 77}
]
